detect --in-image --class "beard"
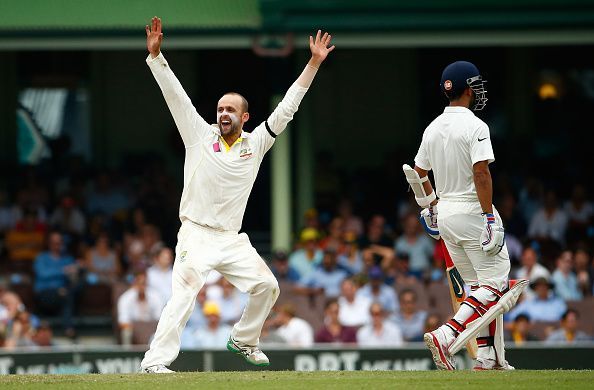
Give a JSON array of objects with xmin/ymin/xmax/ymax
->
[{"xmin": 218, "ymin": 114, "xmax": 241, "ymax": 136}]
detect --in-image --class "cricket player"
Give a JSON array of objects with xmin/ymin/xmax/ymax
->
[
  {"xmin": 407, "ymin": 61, "xmax": 522, "ymax": 370},
  {"xmin": 140, "ymin": 17, "xmax": 335, "ymax": 373}
]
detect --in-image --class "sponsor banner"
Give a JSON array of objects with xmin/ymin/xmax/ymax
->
[{"xmin": 1, "ymin": 345, "xmax": 593, "ymax": 374}]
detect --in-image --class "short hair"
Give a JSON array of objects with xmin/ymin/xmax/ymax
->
[
  {"xmin": 562, "ymin": 309, "xmax": 579, "ymax": 321},
  {"xmin": 399, "ymin": 289, "xmax": 417, "ymax": 302},
  {"xmin": 515, "ymin": 314, "xmax": 531, "ymax": 323},
  {"xmin": 444, "ymin": 87, "xmax": 468, "ymax": 101},
  {"xmin": 223, "ymin": 92, "xmax": 249, "ymax": 113}
]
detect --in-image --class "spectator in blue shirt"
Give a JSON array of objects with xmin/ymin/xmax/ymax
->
[
  {"xmin": 289, "ymin": 228, "xmax": 323, "ymax": 280},
  {"xmin": 356, "ymin": 266, "xmax": 399, "ymax": 315},
  {"xmin": 33, "ymin": 231, "xmax": 78, "ymax": 337},
  {"xmin": 269, "ymin": 250, "xmax": 301, "ymax": 283},
  {"xmin": 390, "ymin": 289, "xmax": 428, "ymax": 342},
  {"xmin": 295, "ymin": 248, "xmax": 349, "ymax": 298},
  {"xmin": 507, "ymin": 277, "xmax": 567, "ymax": 323},
  {"xmin": 551, "ymin": 251, "xmax": 583, "ymax": 301}
]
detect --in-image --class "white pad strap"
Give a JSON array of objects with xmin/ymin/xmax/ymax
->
[
  {"xmin": 449, "ymin": 280, "xmax": 529, "ymax": 355},
  {"xmin": 402, "ymin": 164, "xmax": 436, "ymax": 208}
]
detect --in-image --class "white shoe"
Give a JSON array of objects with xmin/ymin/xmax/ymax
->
[
  {"xmin": 227, "ymin": 337, "xmax": 270, "ymax": 366},
  {"xmin": 141, "ymin": 364, "xmax": 175, "ymax": 373},
  {"xmin": 424, "ymin": 329, "xmax": 456, "ymax": 371},
  {"xmin": 473, "ymin": 358, "xmax": 515, "ymax": 371}
]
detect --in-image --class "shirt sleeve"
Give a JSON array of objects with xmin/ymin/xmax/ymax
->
[
  {"xmin": 251, "ymin": 82, "xmax": 309, "ymax": 155},
  {"xmin": 470, "ymin": 123, "xmax": 495, "ymax": 165},
  {"xmin": 414, "ymin": 133, "xmax": 431, "ymax": 171},
  {"xmin": 146, "ymin": 52, "xmax": 213, "ymax": 148}
]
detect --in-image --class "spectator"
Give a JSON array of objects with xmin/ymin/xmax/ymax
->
[
  {"xmin": 147, "ymin": 247, "xmax": 174, "ymax": 306},
  {"xmin": 515, "ymin": 246, "xmax": 551, "ymax": 300},
  {"xmin": 139, "ymin": 224, "xmax": 165, "ymax": 261},
  {"xmin": 507, "ymin": 277, "xmax": 567, "ymax": 322},
  {"xmin": 360, "ymin": 215, "xmax": 395, "ymax": 270},
  {"xmin": 180, "ymin": 301, "xmax": 232, "ymax": 349},
  {"xmin": 564, "ymin": 185, "xmax": 593, "ymax": 242},
  {"xmin": 427, "ymin": 246, "xmax": 445, "ymax": 282},
  {"xmin": 33, "ymin": 232, "xmax": 78, "ymax": 337},
  {"xmin": 86, "ymin": 172, "xmax": 130, "ymax": 218},
  {"xmin": 518, "ymin": 177, "xmax": 544, "ymax": 224},
  {"xmin": 180, "ymin": 289, "xmax": 208, "ymax": 345},
  {"xmin": 574, "ymin": 248, "xmax": 593, "ymax": 297},
  {"xmin": 528, "ymin": 190, "xmax": 568, "ymax": 245},
  {"xmin": 506, "ymin": 314, "xmax": 538, "ymax": 345},
  {"xmin": 337, "ymin": 199, "xmax": 364, "ymax": 237},
  {"xmin": 215, "ymin": 279, "xmax": 247, "ymax": 326},
  {"xmin": 2, "ymin": 310, "xmax": 37, "ymax": 349},
  {"xmin": 289, "ymin": 228, "xmax": 323, "ymax": 280},
  {"xmin": 269, "ymin": 250, "xmax": 301, "ymax": 283},
  {"xmin": 338, "ymin": 278, "xmax": 371, "ymax": 327},
  {"xmin": 117, "ymin": 272, "xmax": 163, "ymax": 345},
  {"xmin": 84, "ymin": 232, "xmax": 120, "ymax": 284},
  {"xmin": 296, "ymin": 248, "xmax": 349, "ymax": 299},
  {"xmin": 390, "ymin": 289, "xmax": 428, "ymax": 342},
  {"xmin": 49, "ymin": 196, "xmax": 86, "ymax": 237},
  {"xmin": 4, "ymin": 208, "xmax": 45, "ymax": 262},
  {"xmin": 337, "ymin": 232, "xmax": 365, "ymax": 275},
  {"xmin": 314, "ymin": 299, "xmax": 357, "ymax": 344},
  {"xmin": 394, "ymin": 213, "xmax": 435, "ymax": 278},
  {"xmin": 545, "ymin": 309, "xmax": 592, "ymax": 344},
  {"xmin": 31, "ymin": 320, "xmax": 54, "ymax": 347},
  {"xmin": 271, "ymin": 303, "xmax": 314, "ymax": 347},
  {"xmin": 551, "ymin": 251, "xmax": 582, "ymax": 301},
  {"xmin": 356, "ymin": 266, "xmax": 398, "ymax": 315},
  {"xmin": 319, "ymin": 217, "xmax": 346, "ymax": 255},
  {"xmin": 356, "ymin": 302, "xmax": 403, "ymax": 347},
  {"xmin": 498, "ymin": 193, "xmax": 527, "ymax": 239}
]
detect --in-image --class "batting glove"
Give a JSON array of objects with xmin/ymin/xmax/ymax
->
[
  {"xmin": 419, "ymin": 206, "xmax": 440, "ymax": 240},
  {"xmin": 480, "ymin": 213, "xmax": 505, "ymax": 256}
]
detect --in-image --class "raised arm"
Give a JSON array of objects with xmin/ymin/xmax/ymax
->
[
  {"xmin": 145, "ymin": 17, "xmax": 211, "ymax": 147},
  {"xmin": 266, "ymin": 30, "xmax": 335, "ymax": 136}
]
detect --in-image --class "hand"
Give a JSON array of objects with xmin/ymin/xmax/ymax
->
[
  {"xmin": 309, "ymin": 30, "xmax": 335, "ymax": 67},
  {"xmin": 480, "ymin": 213, "xmax": 505, "ymax": 256},
  {"xmin": 419, "ymin": 206, "xmax": 440, "ymax": 240},
  {"xmin": 146, "ymin": 16, "xmax": 163, "ymax": 58}
]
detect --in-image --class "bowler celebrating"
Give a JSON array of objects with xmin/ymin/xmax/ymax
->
[
  {"xmin": 140, "ymin": 17, "xmax": 335, "ymax": 373},
  {"xmin": 409, "ymin": 61, "xmax": 525, "ymax": 370}
]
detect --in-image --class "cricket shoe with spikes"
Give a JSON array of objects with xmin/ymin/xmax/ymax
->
[
  {"xmin": 424, "ymin": 328, "xmax": 456, "ymax": 370},
  {"xmin": 141, "ymin": 364, "xmax": 175, "ymax": 374},
  {"xmin": 227, "ymin": 336, "xmax": 270, "ymax": 367},
  {"xmin": 473, "ymin": 358, "xmax": 515, "ymax": 371}
]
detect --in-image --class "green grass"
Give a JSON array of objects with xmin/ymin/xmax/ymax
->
[{"xmin": 0, "ymin": 370, "xmax": 592, "ymax": 389}]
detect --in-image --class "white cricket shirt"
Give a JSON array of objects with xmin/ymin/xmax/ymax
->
[
  {"xmin": 414, "ymin": 106, "xmax": 495, "ymax": 202},
  {"xmin": 147, "ymin": 53, "xmax": 308, "ymax": 232}
]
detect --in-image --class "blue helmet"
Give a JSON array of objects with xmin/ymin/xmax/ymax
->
[{"xmin": 440, "ymin": 61, "xmax": 488, "ymax": 111}]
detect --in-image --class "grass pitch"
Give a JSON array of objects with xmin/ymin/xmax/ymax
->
[{"xmin": 0, "ymin": 370, "xmax": 592, "ymax": 389}]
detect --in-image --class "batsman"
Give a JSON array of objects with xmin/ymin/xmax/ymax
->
[{"xmin": 403, "ymin": 61, "xmax": 527, "ymax": 370}]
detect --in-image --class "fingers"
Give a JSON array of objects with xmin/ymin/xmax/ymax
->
[
  {"xmin": 156, "ymin": 17, "xmax": 162, "ymax": 33},
  {"xmin": 309, "ymin": 35, "xmax": 314, "ymax": 48},
  {"xmin": 315, "ymin": 29, "xmax": 321, "ymax": 44},
  {"xmin": 327, "ymin": 45, "xmax": 336, "ymax": 53},
  {"xmin": 152, "ymin": 16, "xmax": 157, "ymax": 32},
  {"xmin": 145, "ymin": 25, "xmax": 150, "ymax": 37}
]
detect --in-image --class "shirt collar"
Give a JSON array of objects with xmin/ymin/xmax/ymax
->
[{"xmin": 443, "ymin": 106, "xmax": 473, "ymax": 114}]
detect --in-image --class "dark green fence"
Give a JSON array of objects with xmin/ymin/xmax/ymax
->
[{"xmin": 1, "ymin": 344, "xmax": 593, "ymax": 374}]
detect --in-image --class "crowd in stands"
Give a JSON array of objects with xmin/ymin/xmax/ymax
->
[{"xmin": 2, "ymin": 162, "xmax": 594, "ymax": 350}]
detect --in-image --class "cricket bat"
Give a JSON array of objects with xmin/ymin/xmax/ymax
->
[{"xmin": 438, "ymin": 239, "xmax": 478, "ymax": 359}]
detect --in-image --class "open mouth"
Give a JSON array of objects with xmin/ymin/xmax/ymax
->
[{"xmin": 220, "ymin": 118, "xmax": 232, "ymax": 129}]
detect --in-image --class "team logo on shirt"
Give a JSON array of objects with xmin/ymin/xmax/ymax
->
[
  {"xmin": 444, "ymin": 80, "xmax": 453, "ymax": 91},
  {"xmin": 179, "ymin": 250, "xmax": 187, "ymax": 262},
  {"xmin": 239, "ymin": 147, "xmax": 253, "ymax": 159}
]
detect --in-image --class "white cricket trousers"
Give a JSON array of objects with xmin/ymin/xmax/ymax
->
[
  {"xmin": 437, "ymin": 200, "xmax": 510, "ymax": 292},
  {"xmin": 141, "ymin": 220, "xmax": 280, "ymax": 368}
]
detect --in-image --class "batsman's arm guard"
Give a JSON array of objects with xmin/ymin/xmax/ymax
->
[
  {"xmin": 448, "ymin": 279, "xmax": 529, "ymax": 355},
  {"xmin": 402, "ymin": 164, "xmax": 436, "ymax": 208}
]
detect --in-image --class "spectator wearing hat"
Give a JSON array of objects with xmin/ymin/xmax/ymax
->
[
  {"xmin": 271, "ymin": 303, "xmax": 314, "ymax": 348},
  {"xmin": 356, "ymin": 303, "xmax": 403, "ymax": 347},
  {"xmin": 551, "ymin": 251, "xmax": 582, "ymax": 301},
  {"xmin": 546, "ymin": 309, "xmax": 592, "ymax": 344},
  {"xmin": 506, "ymin": 314, "xmax": 538, "ymax": 345},
  {"xmin": 180, "ymin": 301, "xmax": 232, "ymax": 349},
  {"xmin": 356, "ymin": 266, "xmax": 398, "ymax": 315},
  {"xmin": 269, "ymin": 250, "xmax": 300, "ymax": 283},
  {"xmin": 289, "ymin": 228, "xmax": 323, "ymax": 280},
  {"xmin": 315, "ymin": 299, "xmax": 357, "ymax": 344},
  {"xmin": 295, "ymin": 247, "xmax": 349, "ymax": 299},
  {"xmin": 507, "ymin": 277, "xmax": 567, "ymax": 322},
  {"xmin": 390, "ymin": 289, "xmax": 427, "ymax": 342},
  {"xmin": 337, "ymin": 231, "xmax": 365, "ymax": 275}
]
